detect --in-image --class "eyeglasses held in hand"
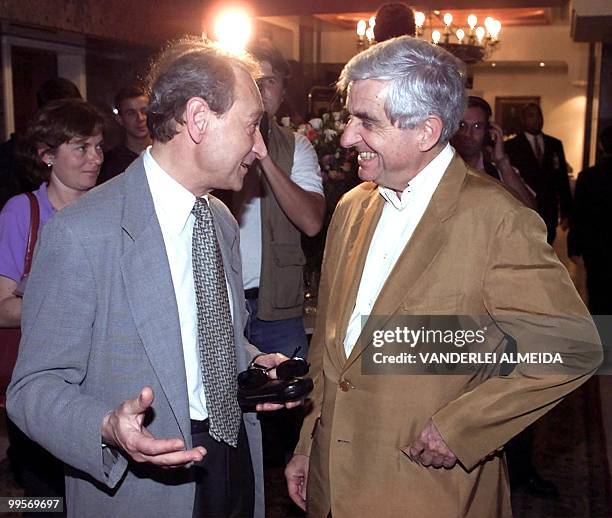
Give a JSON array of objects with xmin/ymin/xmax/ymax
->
[{"xmin": 237, "ymin": 346, "xmax": 309, "ymax": 390}]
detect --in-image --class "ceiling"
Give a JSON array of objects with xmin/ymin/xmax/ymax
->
[
  {"xmin": 250, "ymin": 0, "xmax": 568, "ymax": 17},
  {"xmin": 315, "ymin": 7, "xmax": 554, "ymax": 30}
]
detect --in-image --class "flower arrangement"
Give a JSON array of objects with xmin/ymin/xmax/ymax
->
[{"xmin": 281, "ymin": 111, "xmax": 357, "ymax": 182}]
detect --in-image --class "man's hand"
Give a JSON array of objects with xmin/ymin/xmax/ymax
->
[
  {"xmin": 489, "ymin": 121, "xmax": 507, "ymax": 162},
  {"xmin": 101, "ymin": 386, "xmax": 206, "ymax": 468},
  {"xmin": 252, "ymin": 353, "xmax": 305, "ymax": 412},
  {"xmin": 560, "ymin": 216, "xmax": 570, "ymax": 231},
  {"xmin": 285, "ymin": 454, "xmax": 309, "ymax": 511},
  {"xmin": 408, "ymin": 420, "xmax": 457, "ymax": 469},
  {"xmin": 569, "ymin": 254, "xmax": 584, "ymax": 266}
]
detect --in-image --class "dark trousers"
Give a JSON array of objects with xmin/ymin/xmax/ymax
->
[
  {"xmin": 6, "ymin": 417, "xmax": 65, "ymax": 517},
  {"xmin": 584, "ymin": 262, "xmax": 612, "ymax": 315},
  {"xmin": 506, "ymin": 426, "xmax": 536, "ymax": 482},
  {"xmin": 191, "ymin": 419, "xmax": 254, "ymax": 518},
  {"xmin": 245, "ymin": 296, "xmax": 307, "ymax": 466}
]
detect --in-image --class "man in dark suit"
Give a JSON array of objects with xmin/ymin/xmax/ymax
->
[
  {"xmin": 569, "ymin": 126, "xmax": 612, "ymax": 314},
  {"xmin": 505, "ymin": 103, "xmax": 572, "ymax": 244},
  {"xmin": 7, "ymin": 38, "xmax": 298, "ymax": 517}
]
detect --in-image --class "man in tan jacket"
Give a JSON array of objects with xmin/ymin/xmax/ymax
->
[{"xmin": 285, "ymin": 36, "xmax": 602, "ymax": 517}]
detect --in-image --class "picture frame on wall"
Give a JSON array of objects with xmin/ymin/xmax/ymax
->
[{"xmin": 495, "ymin": 96, "xmax": 540, "ymax": 138}]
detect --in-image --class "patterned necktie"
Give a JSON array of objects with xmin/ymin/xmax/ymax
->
[{"xmin": 191, "ymin": 197, "xmax": 241, "ymax": 447}]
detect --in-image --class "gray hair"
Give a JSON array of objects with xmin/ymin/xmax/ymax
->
[
  {"xmin": 337, "ymin": 36, "xmax": 467, "ymax": 143},
  {"xmin": 146, "ymin": 36, "xmax": 259, "ymax": 143}
]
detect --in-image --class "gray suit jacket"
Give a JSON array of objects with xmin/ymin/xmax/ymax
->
[{"xmin": 7, "ymin": 157, "xmax": 264, "ymax": 517}]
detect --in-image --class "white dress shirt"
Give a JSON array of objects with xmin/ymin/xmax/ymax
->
[
  {"xmin": 343, "ymin": 144, "xmax": 454, "ymax": 357},
  {"xmin": 144, "ymin": 147, "xmax": 233, "ymax": 421}
]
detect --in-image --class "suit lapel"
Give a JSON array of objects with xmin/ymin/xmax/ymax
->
[
  {"xmin": 519, "ymin": 133, "xmax": 539, "ymax": 166},
  {"xmin": 209, "ymin": 198, "xmax": 248, "ymax": 369},
  {"xmin": 330, "ymin": 188, "xmax": 384, "ymax": 366},
  {"xmin": 343, "ymin": 155, "xmax": 468, "ymax": 371},
  {"xmin": 209, "ymin": 198, "xmax": 239, "ymax": 279},
  {"xmin": 119, "ymin": 161, "xmax": 191, "ymax": 442}
]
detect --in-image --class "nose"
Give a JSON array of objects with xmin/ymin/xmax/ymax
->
[
  {"xmin": 137, "ymin": 110, "xmax": 146, "ymax": 122},
  {"xmin": 89, "ymin": 146, "xmax": 103, "ymax": 165},
  {"xmin": 340, "ymin": 118, "xmax": 360, "ymax": 149},
  {"xmin": 252, "ymin": 125, "xmax": 266, "ymax": 159}
]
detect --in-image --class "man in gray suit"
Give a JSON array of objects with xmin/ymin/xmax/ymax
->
[{"xmin": 7, "ymin": 38, "xmax": 296, "ymax": 517}]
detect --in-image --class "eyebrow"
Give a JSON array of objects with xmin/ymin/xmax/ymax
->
[
  {"xmin": 69, "ymin": 135, "xmax": 102, "ymax": 144},
  {"xmin": 259, "ymin": 75, "xmax": 279, "ymax": 81},
  {"xmin": 249, "ymin": 110, "xmax": 265, "ymax": 122},
  {"xmin": 352, "ymin": 111, "xmax": 379, "ymax": 124},
  {"xmin": 69, "ymin": 137, "xmax": 90, "ymax": 144}
]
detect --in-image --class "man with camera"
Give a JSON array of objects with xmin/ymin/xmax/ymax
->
[{"xmin": 226, "ymin": 43, "xmax": 325, "ymax": 466}]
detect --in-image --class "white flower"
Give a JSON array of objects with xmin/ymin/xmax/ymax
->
[
  {"xmin": 322, "ymin": 113, "xmax": 330, "ymax": 123},
  {"xmin": 335, "ymin": 121, "xmax": 346, "ymax": 132},
  {"xmin": 324, "ymin": 128, "xmax": 338, "ymax": 142},
  {"xmin": 332, "ymin": 111, "xmax": 341, "ymax": 121},
  {"xmin": 280, "ymin": 116, "xmax": 291, "ymax": 127},
  {"xmin": 309, "ymin": 118, "xmax": 323, "ymax": 130}
]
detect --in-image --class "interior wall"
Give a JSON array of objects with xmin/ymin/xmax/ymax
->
[
  {"xmin": 256, "ymin": 18, "xmax": 297, "ymax": 60},
  {"xmin": 314, "ymin": 23, "xmax": 589, "ymax": 173},
  {"xmin": 472, "ymin": 66, "xmax": 586, "ymax": 175},
  {"xmin": 0, "ymin": 0, "xmax": 203, "ymax": 47}
]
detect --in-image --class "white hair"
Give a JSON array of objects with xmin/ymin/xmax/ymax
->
[{"xmin": 338, "ymin": 36, "xmax": 467, "ymax": 143}]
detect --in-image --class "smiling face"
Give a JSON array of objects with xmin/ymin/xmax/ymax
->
[
  {"xmin": 340, "ymin": 79, "xmax": 425, "ymax": 191},
  {"xmin": 44, "ymin": 133, "xmax": 104, "ymax": 192},
  {"xmin": 198, "ymin": 67, "xmax": 266, "ymax": 192}
]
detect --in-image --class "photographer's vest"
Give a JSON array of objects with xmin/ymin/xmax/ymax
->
[{"xmin": 257, "ymin": 122, "xmax": 305, "ymax": 321}]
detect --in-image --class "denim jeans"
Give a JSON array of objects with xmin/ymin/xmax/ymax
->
[
  {"xmin": 244, "ymin": 297, "xmax": 308, "ymax": 467},
  {"xmin": 244, "ymin": 298, "xmax": 308, "ymax": 359}
]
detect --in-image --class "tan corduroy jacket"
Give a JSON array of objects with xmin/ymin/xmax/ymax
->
[{"xmin": 295, "ymin": 154, "xmax": 602, "ymax": 518}]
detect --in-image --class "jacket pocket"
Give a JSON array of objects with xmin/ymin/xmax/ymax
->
[{"xmin": 271, "ymin": 243, "xmax": 306, "ymax": 309}]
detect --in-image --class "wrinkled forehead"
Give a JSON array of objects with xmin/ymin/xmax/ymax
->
[
  {"xmin": 464, "ymin": 105, "xmax": 489, "ymax": 122},
  {"xmin": 346, "ymin": 79, "xmax": 390, "ymax": 111},
  {"xmin": 523, "ymin": 105, "xmax": 542, "ymax": 119},
  {"xmin": 258, "ymin": 60, "xmax": 283, "ymax": 80},
  {"xmin": 119, "ymin": 95, "xmax": 149, "ymax": 111}
]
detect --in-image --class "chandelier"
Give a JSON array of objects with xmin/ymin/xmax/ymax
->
[
  {"xmin": 355, "ymin": 10, "xmax": 502, "ymax": 64},
  {"xmin": 415, "ymin": 10, "xmax": 501, "ymax": 64},
  {"xmin": 356, "ymin": 16, "xmax": 376, "ymax": 49}
]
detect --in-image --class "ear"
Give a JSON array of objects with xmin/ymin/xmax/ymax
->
[
  {"xmin": 418, "ymin": 116, "xmax": 443, "ymax": 152},
  {"xmin": 37, "ymin": 146, "xmax": 53, "ymax": 167},
  {"xmin": 185, "ymin": 97, "xmax": 212, "ymax": 144}
]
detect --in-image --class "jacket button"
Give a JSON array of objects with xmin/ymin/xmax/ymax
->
[{"xmin": 339, "ymin": 379, "xmax": 351, "ymax": 392}]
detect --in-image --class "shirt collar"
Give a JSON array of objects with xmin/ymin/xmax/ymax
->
[
  {"xmin": 524, "ymin": 132, "xmax": 542, "ymax": 143},
  {"xmin": 144, "ymin": 146, "xmax": 207, "ymax": 235},
  {"xmin": 379, "ymin": 143, "xmax": 454, "ymax": 211},
  {"xmin": 37, "ymin": 182, "xmax": 55, "ymax": 213}
]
